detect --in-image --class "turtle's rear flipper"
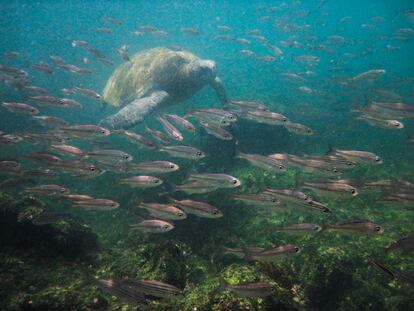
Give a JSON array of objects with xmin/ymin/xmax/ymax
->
[{"xmin": 100, "ymin": 91, "xmax": 169, "ymax": 130}]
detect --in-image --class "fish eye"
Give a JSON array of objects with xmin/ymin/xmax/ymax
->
[
  {"xmin": 351, "ymin": 189, "xmax": 356, "ymax": 194},
  {"xmin": 279, "ymin": 165, "xmax": 283, "ymax": 170},
  {"xmin": 271, "ymin": 198, "xmax": 276, "ymax": 202},
  {"xmin": 375, "ymin": 226, "xmax": 381, "ymax": 232},
  {"xmin": 270, "ymin": 286, "xmax": 276, "ymax": 291},
  {"xmin": 294, "ymin": 247, "xmax": 300, "ymax": 252},
  {"xmin": 196, "ymin": 151, "xmax": 202, "ymax": 156},
  {"xmin": 333, "ymin": 168, "xmax": 338, "ymax": 173},
  {"xmin": 124, "ymin": 155, "xmax": 129, "ymax": 159},
  {"xmin": 169, "ymin": 165, "xmax": 175, "ymax": 169},
  {"xmin": 232, "ymin": 179, "xmax": 237, "ymax": 184},
  {"xmin": 394, "ymin": 122, "xmax": 400, "ymax": 127},
  {"xmin": 314, "ymin": 226, "xmax": 320, "ymax": 231},
  {"xmin": 178, "ymin": 212, "xmax": 184, "ymax": 217},
  {"xmin": 154, "ymin": 179, "xmax": 159, "ymax": 183},
  {"xmin": 90, "ymin": 167, "xmax": 96, "ymax": 171},
  {"xmin": 375, "ymin": 157, "xmax": 381, "ymax": 162},
  {"xmin": 163, "ymin": 225, "xmax": 170, "ymax": 230},
  {"xmin": 282, "ymin": 118, "xmax": 287, "ymax": 122},
  {"xmin": 60, "ymin": 188, "xmax": 65, "ymax": 192},
  {"xmin": 111, "ymin": 203, "xmax": 115, "ymax": 207},
  {"xmin": 212, "ymin": 209, "xmax": 218, "ymax": 214}
]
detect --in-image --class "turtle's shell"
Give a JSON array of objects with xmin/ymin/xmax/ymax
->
[{"xmin": 103, "ymin": 47, "xmax": 198, "ymax": 107}]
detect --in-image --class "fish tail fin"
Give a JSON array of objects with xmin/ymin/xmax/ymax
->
[
  {"xmin": 326, "ymin": 143, "xmax": 336, "ymax": 155},
  {"xmin": 241, "ymin": 246, "xmax": 253, "ymax": 261},
  {"xmin": 294, "ymin": 173, "xmax": 305, "ymax": 190},
  {"xmin": 167, "ymin": 197, "xmax": 179, "ymax": 205},
  {"xmin": 211, "ymin": 278, "xmax": 228, "ymax": 297}
]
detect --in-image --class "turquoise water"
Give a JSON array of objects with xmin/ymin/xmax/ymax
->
[{"xmin": 1, "ymin": 1, "xmax": 414, "ymax": 310}]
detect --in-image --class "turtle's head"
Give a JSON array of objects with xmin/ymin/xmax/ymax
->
[{"xmin": 186, "ymin": 59, "xmax": 217, "ymax": 84}]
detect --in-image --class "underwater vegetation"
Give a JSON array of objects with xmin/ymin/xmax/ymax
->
[{"xmin": 1, "ymin": 1, "xmax": 414, "ymax": 311}]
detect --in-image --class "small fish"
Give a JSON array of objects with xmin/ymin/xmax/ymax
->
[
  {"xmin": 24, "ymin": 85, "xmax": 48, "ymax": 95},
  {"xmin": 352, "ymin": 69, "xmax": 385, "ymax": 81},
  {"xmin": 72, "ymin": 198, "xmax": 119, "ymax": 211},
  {"xmin": 23, "ymin": 133, "xmax": 68, "ymax": 145},
  {"xmin": 50, "ymin": 144, "xmax": 83, "ymax": 157},
  {"xmin": 123, "ymin": 130, "xmax": 158, "ymax": 149},
  {"xmin": 86, "ymin": 149, "xmax": 133, "ymax": 163},
  {"xmin": 236, "ymin": 151, "xmax": 287, "ymax": 172},
  {"xmin": 63, "ymin": 194, "xmax": 95, "ymax": 201},
  {"xmin": 129, "ymin": 161, "xmax": 179, "ymax": 174},
  {"xmin": 188, "ymin": 173, "xmax": 241, "ymax": 188},
  {"xmin": 199, "ymin": 122, "xmax": 233, "ymax": 140},
  {"xmin": 240, "ymin": 49, "xmax": 256, "ymax": 57},
  {"xmin": 387, "ymin": 236, "xmax": 414, "ymax": 254},
  {"xmin": 257, "ymin": 55, "xmax": 276, "ymax": 63},
  {"xmin": 25, "ymin": 184, "xmax": 70, "ymax": 196},
  {"xmin": 302, "ymin": 180, "xmax": 358, "ymax": 198},
  {"xmin": 225, "ymin": 101, "xmax": 269, "ymax": 111},
  {"xmin": 130, "ymin": 219, "xmax": 174, "ymax": 233},
  {"xmin": 284, "ymin": 121, "xmax": 314, "ymax": 135},
  {"xmin": 169, "ymin": 198, "xmax": 223, "ymax": 218},
  {"xmin": 114, "ymin": 45, "xmax": 130, "ymax": 62},
  {"xmin": 137, "ymin": 203, "xmax": 186, "ymax": 220},
  {"xmin": 326, "ymin": 220, "xmax": 384, "ymax": 234},
  {"xmin": 122, "ymin": 279, "xmax": 183, "ymax": 299},
  {"xmin": 264, "ymin": 189, "xmax": 330, "ymax": 213},
  {"xmin": 219, "ymin": 280, "xmax": 275, "ymax": 297},
  {"xmin": 150, "ymin": 30, "xmax": 168, "ymax": 36},
  {"xmin": 103, "ymin": 16, "xmax": 122, "ymax": 25},
  {"xmin": 22, "ymin": 168, "xmax": 58, "ymax": 179},
  {"xmin": 97, "ymin": 27, "xmax": 112, "ymax": 34},
  {"xmin": 157, "ymin": 116, "xmax": 184, "ymax": 141},
  {"xmin": 2, "ymin": 102, "xmax": 39, "ymax": 115},
  {"xmin": 28, "ymin": 95, "xmax": 62, "ymax": 106},
  {"xmin": 60, "ymin": 98, "xmax": 82, "ymax": 108},
  {"xmin": 275, "ymin": 223, "xmax": 322, "ymax": 234},
  {"xmin": 356, "ymin": 114, "xmax": 404, "ymax": 129},
  {"xmin": 214, "ymin": 34, "xmax": 234, "ymax": 41},
  {"xmin": 242, "ymin": 110, "xmax": 289, "ymax": 125},
  {"xmin": 189, "ymin": 109, "xmax": 237, "ymax": 123},
  {"xmin": 218, "ymin": 25, "xmax": 232, "ymax": 32},
  {"xmin": 4, "ymin": 51, "xmax": 20, "ymax": 59},
  {"xmin": 25, "ymin": 152, "xmax": 62, "ymax": 164},
  {"xmin": 0, "ymin": 160, "xmax": 21, "ymax": 174},
  {"xmin": 73, "ymin": 87, "xmax": 102, "ymax": 100},
  {"xmin": 235, "ymin": 38, "xmax": 251, "ymax": 45},
  {"xmin": 145, "ymin": 126, "xmax": 172, "ymax": 143},
  {"xmin": 0, "ymin": 134, "xmax": 23, "ymax": 144},
  {"xmin": 163, "ymin": 114, "xmax": 196, "ymax": 132},
  {"xmin": 222, "ymin": 246, "xmax": 266, "ymax": 258},
  {"xmin": 49, "ymin": 160, "xmax": 104, "ymax": 177},
  {"xmin": 243, "ymin": 245, "xmax": 301, "ymax": 261},
  {"xmin": 181, "ymin": 27, "xmax": 200, "ymax": 35},
  {"xmin": 330, "ymin": 149, "xmax": 382, "ymax": 165},
  {"xmin": 265, "ymin": 43, "xmax": 283, "ymax": 56},
  {"xmin": 232, "ymin": 193, "xmax": 283, "ymax": 209},
  {"xmin": 159, "ymin": 145, "xmax": 205, "ymax": 160},
  {"xmin": 93, "ymin": 279, "xmax": 145, "ymax": 304},
  {"xmin": 60, "ymin": 125, "xmax": 111, "ymax": 138},
  {"xmin": 32, "ymin": 211, "xmax": 71, "ymax": 225},
  {"xmin": 130, "ymin": 31, "xmax": 144, "ymax": 37},
  {"xmin": 119, "ymin": 176, "xmax": 163, "ymax": 188},
  {"xmin": 32, "ymin": 115, "xmax": 69, "ymax": 128},
  {"xmin": 30, "ymin": 62, "xmax": 53, "ymax": 74}
]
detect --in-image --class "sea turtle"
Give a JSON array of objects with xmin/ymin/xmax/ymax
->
[{"xmin": 100, "ymin": 47, "xmax": 227, "ymax": 130}]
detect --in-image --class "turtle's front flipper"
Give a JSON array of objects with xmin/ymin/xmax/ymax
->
[
  {"xmin": 210, "ymin": 77, "xmax": 227, "ymax": 105},
  {"xmin": 100, "ymin": 91, "xmax": 169, "ymax": 130}
]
